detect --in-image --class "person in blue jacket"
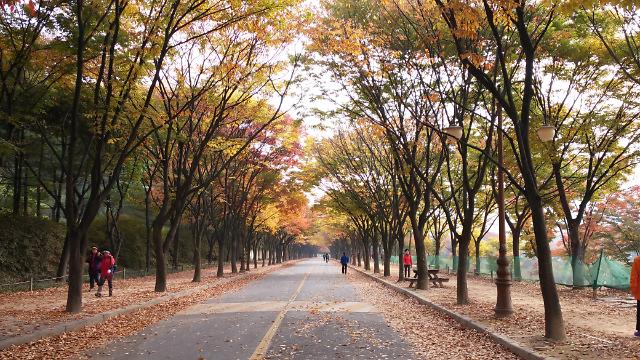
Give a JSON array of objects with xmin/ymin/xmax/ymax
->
[{"xmin": 340, "ymin": 252, "xmax": 349, "ymax": 274}]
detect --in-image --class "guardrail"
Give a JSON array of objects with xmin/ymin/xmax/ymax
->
[{"xmin": 0, "ymin": 263, "xmax": 214, "ymax": 293}]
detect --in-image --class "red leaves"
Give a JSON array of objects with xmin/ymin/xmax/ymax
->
[{"xmin": 1, "ymin": 0, "xmax": 37, "ymax": 17}]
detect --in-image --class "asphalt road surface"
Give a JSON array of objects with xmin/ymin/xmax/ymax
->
[{"xmin": 86, "ymin": 258, "xmax": 415, "ymax": 359}]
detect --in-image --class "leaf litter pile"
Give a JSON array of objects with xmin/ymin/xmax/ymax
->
[
  {"xmin": 360, "ymin": 265, "xmax": 639, "ymax": 359},
  {"xmin": 347, "ymin": 270, "xmax": 520, "ymax": 359},
  {"xmin": 0, "ymin": 262, "xmax": 294, "ymax": 360}
]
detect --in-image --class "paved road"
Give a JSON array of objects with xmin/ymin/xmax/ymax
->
[{"xmin": 87, "ymin": 258, "xmax": 414, "ymax": 359}]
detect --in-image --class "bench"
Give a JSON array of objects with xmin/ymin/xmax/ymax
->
[{"xmin": 406, "ymin": 268, "xmax": 449, "ymax": 288}]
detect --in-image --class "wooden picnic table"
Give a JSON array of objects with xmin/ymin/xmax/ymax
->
[{"xmin": 407, "ymin": 268, "xmax": 449, "ymax": 288}]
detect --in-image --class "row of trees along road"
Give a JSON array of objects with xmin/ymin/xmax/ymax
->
[
  {"xmin": 0, "ymin": 0, "xmax": 317, "ymax": 313},
  {"xmin": 307, "ymin": 0, "xmax": 640, "ymax": 340}
]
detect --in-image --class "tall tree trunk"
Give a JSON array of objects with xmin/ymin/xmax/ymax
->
[
  {"xmin": 172, "ymin": 224, "xmax": 180, "ymax": 270},
  {"xmin": 53, "ymin": 169, "xmax": 62, "ymax": 222},
  {"xmin": 56, "ymin": 231, "xmax": 71, "ymax": 281},
  {"xmin": 12, "ymin": 132, "xmax": 23, "ymax": 215},
  {"xmin": 372, "ymin": 236, "xmax": 380, "ymax": 274},
  {"xmin": 207, "ymin": 233, "xmax": 214, "ymax": 264},
  {"xmin": 409, "ymin": 214, "xmax": 429, "ymax": 290},
  {"xmin": 65, "ymin": 228, "xmax": 84, "ymax": 312},
  {"xmin": 363, "ymin": 240, "xmax": 371, "ymax": 271},
  {"xmin": 567, "ymin": 220, "xmax": 585, "ymax": 287},
  {"xmin": 22, "ymin": 166, "xmax": 28, "ymax": 216},
  {"xmin": 474, "ymin": 241, "xmax": 481, "ymax": 275},
  {"xmin": 397, "ymin": 230, "xmax": 405, "ymax": 281},
  {"xmin": 383, "ymin": 250, "xmax": 390, "ymax": 276},
  {"xmin": 382, "ymin": 229, "xmax": 391, "ymax": 276},
  {"xmin": 512, "ymin": 227, "xmax": 522, "ymax": 281},
  {"xmin": 36, "ymin": 139, "xmax": 43, "ymax": 218},
  {"xmin": 144, "ymin": 189, "xmax": 152, "ymax": 273},
  {"xmin": 283, "ymin": 243, "xmax": 288, "ymax": 262},
  {"xmin": 451, "ymin": 231, "xmax": 458, "ymax": 272},
  {"xmin": 252, "ymin": 242, "xmax": 258, "ymax": 269},
  {"xmin": 530, "ymin": 197, "xmax": 565, "ymax": 339},
  {"xmin": 217, "ymin": 235, "xmax": 225, "ymax": 277},
  {"xmin": 457, "ymin": 239, "xmax": 470, "ymax": 304},
  {"xmin": 192, "ymin": 232, "xmax": 201, "ymax": 282},
  {"xmin": 230, "ymin": 229, "xmax": 238, "ymax": 273},
  {"xmin": 153, "ymin": 223, "xmax": 167, "ymax": 292}
]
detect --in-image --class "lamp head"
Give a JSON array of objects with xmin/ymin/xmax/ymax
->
[
  {"xmin": 537, "ymin": 125, "xmax": 556, "ymax": 143},
  {"xmin": 443, "ymin": 126, "xmax": 463, "ymax": 141}
]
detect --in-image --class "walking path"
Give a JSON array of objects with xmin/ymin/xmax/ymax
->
[{"xmin": 86, "ymin": 258, "xmax": 414, "ymax": 359}]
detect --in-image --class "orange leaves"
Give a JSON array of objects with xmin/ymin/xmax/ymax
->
[
  {"xmin": 441, "ymin": 0, "xmax": 484, "ymax": 40},
  {"xmin": 460, "ymin": 51, "xmax": 490, "ymax": 69}
]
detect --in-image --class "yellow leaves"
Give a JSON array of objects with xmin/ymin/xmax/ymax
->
[{"xmin": 444, "ymin": 0, "xmax": 484, "ymax": 40}]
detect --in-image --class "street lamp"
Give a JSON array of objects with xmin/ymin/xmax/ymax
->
[
  {"xmin": 494, "ymin": 103, "xmax": 513, "ymax": 317},
  {"xmin": 537, "ymin": 125, "xmax": 556, "ymax": 143},
  {"xmin": 443, "ymin": 125, "xmax": 463, "ymax": 141},
  {"xmin": 444, "ymin": 117, "xmax": 555, "ymax": 317}
]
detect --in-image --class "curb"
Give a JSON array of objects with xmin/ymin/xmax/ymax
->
[
  {"xmin": 350, "ymin": 265, "xmax": 550, "ymax": 360},
  {"xmin": 0, "ymin": 263, "xmax": 290, "ymax": 350}
]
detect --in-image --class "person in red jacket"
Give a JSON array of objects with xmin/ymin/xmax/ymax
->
[
  {"xmin": 631, "ymin": 255, "xmax": 640, "ymax": 337},
  {"xmin": 403, "ymin": 249, "xmax": 412, "ymax": 278},
  {"xmin": 96, "ymin": 250, "xmax": 116, "ymax": 297}
]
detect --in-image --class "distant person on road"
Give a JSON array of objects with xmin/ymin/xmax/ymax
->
[
  {"xmin": 631, "ymin": 254, "xmax": 640, "ymax": 337},
  {"xmin": 325, "ymin": 253, "xmax": 330, "ymax": 263},
  {"xmin": 86, "ymin": 246, "xmax": 102, "ymax": 291},
  {"xmin": 340, "ymin": 252, "xmax": 349, "ymax": 274},
  {"xmin": 403, "ymin": 249, "xmax": 413, "ymax": 278},
  {"xmin": 96, "ymin": 250, "xmax": 116, "ymax": 297}
]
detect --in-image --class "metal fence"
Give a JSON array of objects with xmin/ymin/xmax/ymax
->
[
  {"xmin": 390, "ymin": 254, "xmax": 632, "ymax": 290},
  {"xmin": 0, "ymin": 263, "xmax": 214, "ymax": 293}
]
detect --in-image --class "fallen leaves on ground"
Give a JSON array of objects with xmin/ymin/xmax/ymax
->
[
  {"xmin": 347, "ymin": 271, "xmax": 520, "ymax": 359},
  {"xmin": 0, "ymin": 262, "xmax": 294, "ymax": 360},
  {"xmin": 360, "ymin": 265, "xmax": 639, "ymax": 359}
]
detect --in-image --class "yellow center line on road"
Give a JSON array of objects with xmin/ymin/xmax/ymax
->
[{"xmin": 249, "ymin": 267, "xmax": 312, "ymax": 360}]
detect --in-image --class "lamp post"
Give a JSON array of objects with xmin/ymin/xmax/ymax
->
[{"xmin": 494, "ymin": 102, "xmax": 513, "ymax": 317}]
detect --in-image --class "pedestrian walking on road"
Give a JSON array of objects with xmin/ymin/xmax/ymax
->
[
  {"xmin": 340, "ymin": 252, "xmax": 349, "ymax": 274},
  {"xmin": 96, "ymin": 250, "xmax": 116, "ymax": 297},
  {"xmin": 403, "ymin": 249, "xmax": 413, "ymax": 278},
  {"xmin": 631, "ymin": 254, "xmax": 640, "ymax": 337},
  {"xmin": 86, "ymin": 246, "xmax": 102, "ymax": 291}
]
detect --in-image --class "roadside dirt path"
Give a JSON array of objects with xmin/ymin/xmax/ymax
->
[{"xmin": 0, "ymin": 264, "xmax": 234, "ymax": 340}]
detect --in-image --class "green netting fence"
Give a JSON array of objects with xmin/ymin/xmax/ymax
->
[{"xmin": 389, "ymin": 252, "xmax": 631, "ymax": 290}]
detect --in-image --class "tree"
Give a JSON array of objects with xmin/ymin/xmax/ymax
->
[
  {"xmin": 425, "ymin": 0, "xmax": 568, "ymax": 339},
  {"xmin": 592, "ymin": 186, "xmax": 640, "ymax": 263}
]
